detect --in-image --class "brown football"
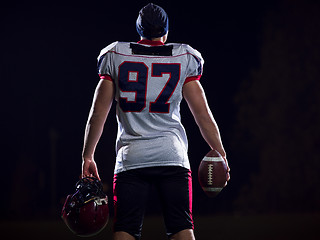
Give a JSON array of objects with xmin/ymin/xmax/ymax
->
[{"xmin": 198, "ymin": 149, "xmax": 228, "ymax": 198}]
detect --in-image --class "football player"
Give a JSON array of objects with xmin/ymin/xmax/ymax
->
[{"xmin": 82, "ymin": 3, "xmax": 229, "ymax": 240}]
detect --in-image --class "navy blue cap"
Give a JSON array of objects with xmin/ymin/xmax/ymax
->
[{"xmin": 136, "ymin": 3, "xmax": 169, "ymax": 39}]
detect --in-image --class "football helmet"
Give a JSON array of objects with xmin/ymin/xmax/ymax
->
[{"xmin": 61, "ymin": 177, "xmax": 109, "ymax": 237}]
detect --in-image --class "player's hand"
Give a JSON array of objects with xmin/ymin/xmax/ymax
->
[
  {"xmin": 223, "ymin": 157, "xmax": 230, "ymax": 182},
  {"xmin": 215, "ymin": 149, "xmax": 230, "ymax": 182},
  {"xmin": 82, "ymin": 158, "xmax": 101, "ymax": 180}
]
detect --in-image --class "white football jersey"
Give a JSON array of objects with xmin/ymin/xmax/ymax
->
[{"xmin": 97, "ymin": 40, "xmax": 204, "ymax": 174}]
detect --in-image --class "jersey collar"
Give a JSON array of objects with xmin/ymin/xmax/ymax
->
[{"xmin": 137, "ymin": 39, "xmax": 164, "ymax": 46}]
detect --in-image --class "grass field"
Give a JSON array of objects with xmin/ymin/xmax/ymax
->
[{"xmin": 1, "ymin": 214, "xmax": 319, "ymax": 240}]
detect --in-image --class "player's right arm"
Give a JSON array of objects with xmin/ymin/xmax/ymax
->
[
  {"xmin": 183, "ymin": 80, "xmax": 226, "ymax": 158},
  {"xmin": 82, "ymin": 79, "xmax": 114, "ymax": 179}
]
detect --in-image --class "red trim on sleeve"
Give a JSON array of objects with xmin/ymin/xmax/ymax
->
[
  {"xmin": 99, "ymin": 74, "xmax": 113, "ymax": 82},
  {"xmin": 184, "ymin": 75, "xmax": 202, "ymax": 85}
]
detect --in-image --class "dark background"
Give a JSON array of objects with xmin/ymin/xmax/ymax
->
[{"xmin": 1, "ymin": 0, "xmax": 320, "ymax": 235}]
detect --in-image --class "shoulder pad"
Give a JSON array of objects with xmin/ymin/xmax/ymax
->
[
  {"xmin": 97, "ymin": 41, "xmax": 119, "ymax": 60},
  {"xmin": 185, "ymin": 44, "xmax": 204, "ymax": 64}
]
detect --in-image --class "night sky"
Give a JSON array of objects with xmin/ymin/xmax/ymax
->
[{"xmin": 1, "ymin": 0, "xmax": 319, "ymax": 220}]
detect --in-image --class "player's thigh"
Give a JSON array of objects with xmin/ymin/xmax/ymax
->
[
  {"xmin": 156, "ymin": 167, "xmax": 194, "ymax": 237},
  {"xmin": 113, "ymin": 169, "xmax": 150, "ymax": 238}
]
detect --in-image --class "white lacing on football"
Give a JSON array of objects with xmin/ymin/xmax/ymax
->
[{"xmin": 208, "ymin": 164, "xmax": 213, "ymax": 185}]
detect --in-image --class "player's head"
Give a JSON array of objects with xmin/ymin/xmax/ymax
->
[{"xmin": 136, "ymin": 3, "xmax": 169, "ymax": 40}]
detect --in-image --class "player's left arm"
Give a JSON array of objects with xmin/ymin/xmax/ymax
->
[
  {"xmin": 82, "ymin": 79, "xmax": 114, "ymax": 179},
  {"xmin": 183, "ymin": 80, "xmax": 227, "ymax": 159}
]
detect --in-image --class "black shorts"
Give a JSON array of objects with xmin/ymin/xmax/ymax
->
[{"xmin": 113, "ymin": 166, "xmax": 193, "ymax": 240}]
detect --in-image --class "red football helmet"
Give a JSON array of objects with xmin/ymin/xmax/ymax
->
[{"xmin": 61, "ymin": 177, "xmax": 109, "ymax": 237}]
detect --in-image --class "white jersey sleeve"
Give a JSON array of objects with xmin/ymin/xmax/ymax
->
[
  {"xmin": 97, "ymin": 41, "xmax": 118, "ymax": 80},
  {"xmin": 185, "ymin": 45, "xmax": 204, "ymax": 81}
]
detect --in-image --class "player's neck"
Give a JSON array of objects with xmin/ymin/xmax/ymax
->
[
  {"xmin": 141, "ymin": 35, "xmax": 167, "ymax": 43},
  {"xmin": 151, "ymin": 37, "xmax": 163, "ymax": 42}
]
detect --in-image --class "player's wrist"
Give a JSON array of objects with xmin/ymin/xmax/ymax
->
[
  {"xmin": 82, "ymin": 153, "xmax": 94, "ymax": 162},
  {"xmin": 211, "ymin": 147, "xmax": 226, "ymax": 158}
]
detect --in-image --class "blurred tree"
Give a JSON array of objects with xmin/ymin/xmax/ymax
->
[{"xmin": 234, "ymin": 0, "xmax": 320, "ymax": 213}]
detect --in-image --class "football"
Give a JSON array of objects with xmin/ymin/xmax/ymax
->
[{"xmin": 198, "ymin": 149, "xmax": 228, "ymax": 198}]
